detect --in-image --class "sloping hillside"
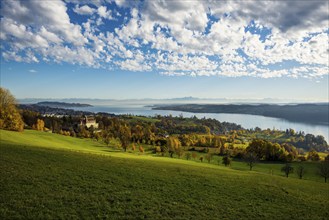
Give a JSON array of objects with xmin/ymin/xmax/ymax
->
[{"xmin": 1, "ymin": 130, "xmax": 328, "ymax": 219}]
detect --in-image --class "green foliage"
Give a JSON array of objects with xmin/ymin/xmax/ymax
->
[
  {"xmin": 296, "ymin": 164, "xmax": 306, "ymax": 179},
  {"xmin": 185, "ymin": 152, "xmax": 191, "ymax": 160},
  {"xmin": 205, "ymin": 153, "xmax": 213, "ymax": 163},
  {"xmin": 0, "ymin": 87, "xmax": 24, "ymax": 132},
  {"xmin": 244, "ymin": 152, "xmax": 258, "ymax": 170},
  {"xmin": 318, "ymin": 161, "xmax": 329, "ymax": 183},
  {"xmin": 222, "ymin": 156, "xmax": 231, "ymax": 167},
  {"xmin": 281, "ymin": 164, "xmax": 294, "ymax": 178}
]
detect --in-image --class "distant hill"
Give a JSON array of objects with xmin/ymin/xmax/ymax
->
[
  {"xmin": 153, "ymin": 103, "xmax": 329, "ymax": 125},
  {"xmin": 36, "ymin": 101, "xmax": 92, "ymax": 108}
]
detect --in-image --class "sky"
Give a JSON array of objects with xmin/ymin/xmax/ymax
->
[{"xmin": 0, "ymin": 0, "xmax": 328, "ymax": 101}]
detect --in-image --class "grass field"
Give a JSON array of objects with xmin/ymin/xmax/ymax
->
[{"xmin": 1, "ymin": 129, "xmax": 329, "ymax": 219}]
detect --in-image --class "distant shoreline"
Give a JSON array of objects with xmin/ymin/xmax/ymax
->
[
  {"xmin": 153, "ymin": 103, "xmax": 329, "ymax": 125},
  {"xmin": 36, "ymin": 101, "xmax": 93, "ymax": 108}
]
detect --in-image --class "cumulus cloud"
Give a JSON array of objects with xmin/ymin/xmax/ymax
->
[
  {"xmin": 1, "ymin": 0, "xmax": 328, "ymax": 78},
  {"xmin": 73, "ymin": 5, "xmax": 96, "ymax": 15},
  {"xmin": 97, "ymin": 6, "xmax": 113, "ymax": 20}
]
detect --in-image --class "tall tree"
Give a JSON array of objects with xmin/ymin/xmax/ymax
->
[{"xmin": 0, "ymin": 87, "xmax": 24, "ymax": 131}]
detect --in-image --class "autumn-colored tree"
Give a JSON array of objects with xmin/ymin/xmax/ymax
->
[
  {"xmin": 167, "ymin": 136, "xmax": 181, "ymax": 158},
  {"xmin": 307, "ymin": 149, "xmax": 320, "ymax": 161},
  {"xmin": 131, "ymin": 143, "xmax": 136, "ymax": 151},
  {"xmin": 119, "ymin": 124, "xmax": 131, "ymax": 152},
  {"xmin": 155, "ymin": 146, "xmax": 161, "ymax": 155},
  {"xmin": 139, "ymin": 145, "xmax": 144, "ymax": 153},
  {"xmin": 0, "ymin": 87, "xmax": 24, "ymax": 131},
  {"xmin": 33, "ymin": 119, "xmax": 45, "ymax": 131},
  {"xmin": 192, "ymin": 152, "xmax": 197, "ymax": 160}
]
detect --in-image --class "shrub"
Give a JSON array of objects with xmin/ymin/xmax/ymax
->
[{"xmin": 139, "ymin": 146, "xmax": 144, "ymax": 153}]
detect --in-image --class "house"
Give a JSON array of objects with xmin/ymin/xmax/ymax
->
[{"xmin": 80, "ymin": 115, "xmax": 98, "ymax": 129}]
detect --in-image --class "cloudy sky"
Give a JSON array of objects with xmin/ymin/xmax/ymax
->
[{"xmin": 0, "ymin": 0, "xmax": 328, "ymax": 101}]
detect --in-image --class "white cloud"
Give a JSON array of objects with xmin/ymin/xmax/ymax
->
[
  {"xmin": 2, "ymin": 0, "xmax": 87, "ymax": 45},
  {"xmin": 73, "ymin": 5, "xmax": 96, "ymax": 15},
  {"xmin": 29, "ymin": 69, "xmax": 37, "ymax": 73},
  {"xmin": 1, "ymin": 0, "xmax": 328, "ymax": 79},
  {"xmin": 97, "ymin": 6, "xmax": 113, "ymax": 20}
]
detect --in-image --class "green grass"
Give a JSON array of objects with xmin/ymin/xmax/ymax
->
[
  {"xmin": 0, "ymin": 130, "xmax": 325, "ymax": 182},
  {"xmin": 1, "ymin": 129, "xmax": 329, "ymax": 219},
  {"xmin": 123, "ymin": 115, "xmax": 161, "ymax": 123}
]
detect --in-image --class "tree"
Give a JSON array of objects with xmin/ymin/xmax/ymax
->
[
  {"xmin": 244, "ymin": 152, "xmax": 258, "ymax": 170},
  {"xmin": 192, "ymin": 152, "xmax": 197, "ymax": 160},
  {"xmin": 104, "ymin": 135, "xmax": 110, "ymax": 146},
  {"xmin": 139, "ymin": 146, "xmax": 144, "ymax": 153},
  {"xmin": 281, "ymin": 164, "xmax": 294, "ymax": 177},
  {"xmin": 296, "ymin": 164, "xmax": 306, "ymax": 179},
  {"xmin": 0, "ymin": 87, "xmax": 24, "ymax": 131},
  {"xmin": 318, "ymin": 161, "xmax": 329, "ymax": 183},
  {"xmin": 33, "ymin": 119, "xmax": 45, "ymax": 131},
  {"xmin": 167, "ymin": 136, "xmax": 181, "ymax": 158},
  {"xmin": 199, "ymin": 156, "xmax": 203, "ymax": 163},
  {"xmin": 205, "ymin": 153, "xmax": 212, "ymax": 163},
  {"xmin": 246, "ymin": 139, "xmax": 266, "ymax": 159},
  {"xmin": 185, "ymin": 152, "xmax": 191, "ymax": 160},
  {"xmin": 307, "ymin": 149, "xmax": 320, "ymax": 161},
  {"xmin": 132, "ymin": 143, "xmax": 136, "ymax": 151},
  {"xmin": 325, "ymin": 155, "xmax": 329, "ymax": 162},
  {"xmin": 119, "ymin": 125, "xmax": 131, "ymax": 152},
  {"xmin": 222, "ymin": 156, "xmax": 231, "ymax": 167}
]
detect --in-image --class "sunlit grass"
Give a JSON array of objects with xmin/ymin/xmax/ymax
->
[{"xmin": 1, "ymin": 129, "xmax": 329, "ymax": 219}]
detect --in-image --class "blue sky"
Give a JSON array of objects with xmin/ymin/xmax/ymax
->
[{"xmin": 0, "ymin": 0, "xmax": 328, "ymax": 101}]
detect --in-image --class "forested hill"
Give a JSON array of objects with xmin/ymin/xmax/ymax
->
[{"xmin": 153, "ymin": 103, "xmax": 329, "ymax": 124}]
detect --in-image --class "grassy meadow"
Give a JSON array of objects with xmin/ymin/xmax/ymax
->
[{"xmin": 1, "ymin": 129, "xmax": 329, "ymax": 219}]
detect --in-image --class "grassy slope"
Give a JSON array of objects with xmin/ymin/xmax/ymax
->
[{"xmin": 1, "ymin": 130, "xmax": 329, "ymax": 219}]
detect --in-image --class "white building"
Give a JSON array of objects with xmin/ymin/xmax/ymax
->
[{"xmin": 80, "ymin": 116, "xmax": 98, "ymax": 129}]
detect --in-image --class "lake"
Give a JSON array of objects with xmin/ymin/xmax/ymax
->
[{"xmin": 71, "ymin": 104, "xmax": 329, "ymax": 142}]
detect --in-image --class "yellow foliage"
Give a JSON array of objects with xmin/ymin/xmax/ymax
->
[{"xmin": 0, "ymin": 88, "xmax": 24, "ymax": 132}]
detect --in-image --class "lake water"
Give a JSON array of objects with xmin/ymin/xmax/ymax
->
[{"xmin": 72, "ymin": 104, "xmax": 329, "ymax": 142}]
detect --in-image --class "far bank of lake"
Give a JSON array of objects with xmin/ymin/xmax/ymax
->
[{"xmin": 70, "ymin": 104, "xmax": 329, "ymax": 142}]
